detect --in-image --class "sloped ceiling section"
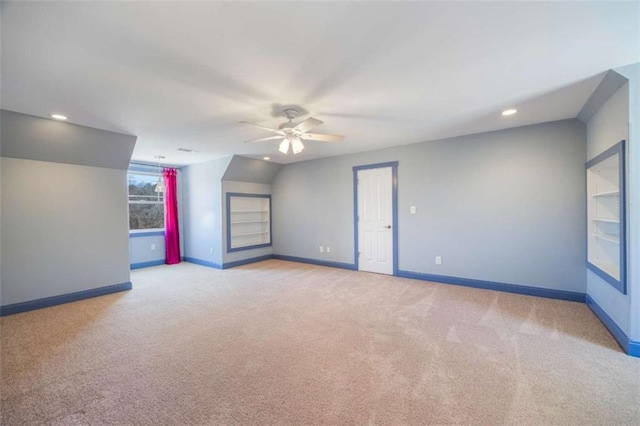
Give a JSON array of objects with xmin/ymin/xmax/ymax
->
[
  {"xmin": 0, "ymin": 110, "xmax": 136, "ymax": 170},
  {"xmin": 222, "ymin": 155, "xmax": 283, "ymax": 184},
  {"xmin": 577, "ymin": 70, "xmax": 629, "ymax": 123}
]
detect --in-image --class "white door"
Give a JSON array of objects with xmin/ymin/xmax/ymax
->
[{"xmin": 357, "ymin": 167, "xmax": 393, "ymax": 275}]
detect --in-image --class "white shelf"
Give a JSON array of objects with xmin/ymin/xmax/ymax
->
[
  {"xmin": 593, "ymin": 234, "xmax": 619, "ymax": 244},
  {"xmin": 232, "ymin": 241, "xmax": 267, "ymax": 249},
  {"xmin": 592, "ymin": 190, "xmax": 619, "ymax": 198},
  {"xmin": 593, "ymin": 218, "xmax": 619, "ymax": 224},
  {"xmin": 231, "ymin": 220, "xmax": 269, "ymax": 224},
  {"xmin": 233, "ymin": 231, "xmax": 269, "ymax": 237}
]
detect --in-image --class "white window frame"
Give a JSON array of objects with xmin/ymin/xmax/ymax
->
[{"xmin": 128, "ymin": 171, "xmax": 165, "ymax": 232}]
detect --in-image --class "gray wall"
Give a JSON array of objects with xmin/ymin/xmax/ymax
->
[
  {"xmin": 586, "ymin": 82, "xmax": 631, "ymax": 336},
  {"xmin": 586, "ymin": 63, "xmax": 640, "ymax": 342},
  {"xmin": 129, "ymin": 234, "xmax": 166, "ymax": 266},
  {"xmin": 0, "ymin": 111, "xmax": 135, "ymax": 307},
  {"xmin": 182, "ymin": 155, "xmax": 280, "ymax": 267},
  {"xmin": 616, "ymin": 63, "xmax": 639, "ymax": 342},
  {"xmin": 272, "ymin": 119, "xmax": 587, "ymax": 293},
  {"xmin": 181, "ymin": 157, "xmax": 232, "ymax": 265},
  {"xmin": 1, "ymin": 158, "xmax": 131, "ymax": 305}
]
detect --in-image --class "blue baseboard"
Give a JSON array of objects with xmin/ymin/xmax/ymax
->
[
  {"xmin": 586, "ymin": 294, "xmax": 640, "ymax": 357},
  {"xmin": 397, "ymin": 270, "xmax": 586, "ymax": 303},
  {"xmin": 223, "ymin": 255, "xmax": 273, "ymax": 269},
  {"xmin": 184, "ymin": 255, "xmax": 275, "ymax": 270},
  {"xmin": 130, "ymin": 259, "xmax": 165, "ymax": 269},
  {"xmin": 0, "ymin": 282, "xmax": 132, "ymax": 317},
  {"xmin": 183, "ymin": 256, "xmax": 223, "ymax": 269},
  {"xmin": 272, "ymin": 254, "xmax": 357, "ymax": 271}
]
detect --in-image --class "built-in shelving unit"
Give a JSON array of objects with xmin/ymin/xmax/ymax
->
[
  {"xmin": 226, "ymin": 193, "xmax": 271, "ymax": 252},
  {"xmin": 586, "ymin": 140, "xmax": 626, "ymax": 294}
]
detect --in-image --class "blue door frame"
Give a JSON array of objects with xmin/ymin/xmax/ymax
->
[{"xmin": 352, "ymin": 161, "xmax": 399, "ymax": 275}]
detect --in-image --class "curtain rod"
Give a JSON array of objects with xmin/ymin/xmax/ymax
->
[{"xmin": 129, "ymin": 160, "xmax": 183, "ymax": 170}]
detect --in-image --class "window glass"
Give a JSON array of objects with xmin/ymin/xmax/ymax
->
[{"xmin": 128, "ymin": 173, "xmax": 164, "ymax": 230}]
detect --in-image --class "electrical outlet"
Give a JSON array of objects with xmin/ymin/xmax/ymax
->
[
  {"xmin": 435, "ymin": 256, "xmax": 442, "ymax": 265},
  {"xmin": 410, "ymin": 206, "xmax": 417, "ymax": 214},
  {"xmin": 320, "ymin": 246, "xmax": 324, "ymax": 253},
  {"xmin": 150, "ymin": 244, "xmax": 156, "ymax": 251},
  {"xmin": 210, "ymin": 248, "xmax": 214, "ymax": 254},
  {"xmin": 326, "ymin": 247, "xmax": 331, "ymax": 253}
]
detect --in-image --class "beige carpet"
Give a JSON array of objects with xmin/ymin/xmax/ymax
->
[{"xmin": 1, "ymin": 260, "xmax": 639, "ymax": 425}]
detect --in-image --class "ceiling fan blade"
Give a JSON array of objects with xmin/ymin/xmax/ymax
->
[
  {"xmin": 238, "ymin": 121, "xmax": 285, "ymax": 135},
  {"xmin": 293, "ymin": 117, "xmax": 323, "ymax": 134},
  {"xmin": 300, "ymin": 133, "xmax": 344, "ymax": 143},
  {"xmin": 244, "ymin": 135, "xmax": 283, "ymax": 144}
]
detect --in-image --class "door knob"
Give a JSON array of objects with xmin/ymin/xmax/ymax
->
[{"xmin": 384, "ymin": 225, "xmax": 392, "ymax": 229}]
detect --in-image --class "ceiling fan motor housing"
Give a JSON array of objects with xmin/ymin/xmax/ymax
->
[
  {"xmin": 278, "ymin": 122, "xmax": 295, "ymax": 131},
  {"xmin": 279, "ymin": 108, "xmax": 300, "ymax": 131}
]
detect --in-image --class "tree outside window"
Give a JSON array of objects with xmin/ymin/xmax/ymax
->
[{"xmin": 128, "ymin": 173, "xmax": 164, "ymax": 230}]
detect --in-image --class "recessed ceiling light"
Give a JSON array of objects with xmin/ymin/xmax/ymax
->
[
  {"xmin": 50, "ymin": 113, "xmax": 68, "ymax": 120},
  {"xmin": 502, "ymin": 109, "xmax": 517, "ymax": 116},
  {"xmin": 263, "ymin": 156, "xmax": 271, "ymax": 161}
]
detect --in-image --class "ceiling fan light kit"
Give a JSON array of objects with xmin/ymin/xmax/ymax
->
[
  {"xmin": 291, "ymin": 137, "xmax": 304, "ymax": 154},
  {"xmin": 279, "ymin": 139, "xmax": 290, "ymax": 154},
  {"xmin": 153, "ymin": 155, "xmax": 165, "ymax": 193},
  {"xmin": 278, "ymin": 135, "xmax": 305, "ymax": 155},
  {"xmin": 241, "ymin": 108, "xmax": 344, "ymax": 155}
]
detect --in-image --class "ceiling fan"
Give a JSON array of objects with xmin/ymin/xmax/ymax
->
[{"xmin": 240, "ymin": 109, "xmax": 344, "ymax": 155}]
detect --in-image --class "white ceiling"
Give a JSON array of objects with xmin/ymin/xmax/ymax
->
[{"xmin": 2, "ymin": 1, "xmax": 638, "ymax": 165}]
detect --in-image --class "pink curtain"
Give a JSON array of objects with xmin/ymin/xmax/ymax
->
[{"xmin": 163, "ymin": 168, "xmax": 181, "ymax": 264}]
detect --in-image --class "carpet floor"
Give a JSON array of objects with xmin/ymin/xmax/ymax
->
[{"xmin": 1, "ymin": 260, "xmax": 639, "ymax": 425}]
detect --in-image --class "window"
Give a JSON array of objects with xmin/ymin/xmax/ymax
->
[{"xmin": 128, "ymin": 172, "xmax": 164, "ymax": 230}]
